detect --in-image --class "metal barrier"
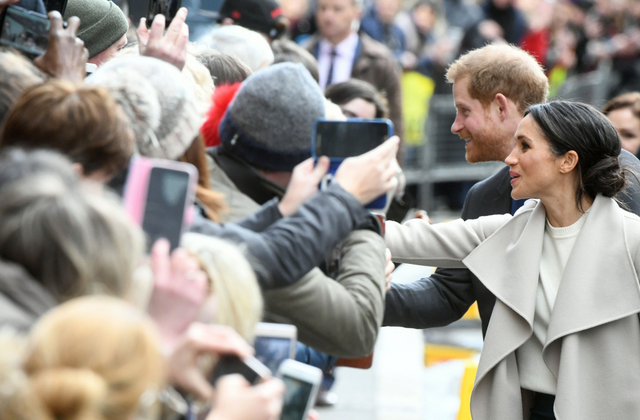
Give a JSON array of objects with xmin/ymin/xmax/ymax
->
[
  {"xmin": 555, "ymin": 61, "xmax": 612, "ymax": 108},
  {"xmin": 404, "ymin": 94, "xmax": 503, "ymax": 211}
]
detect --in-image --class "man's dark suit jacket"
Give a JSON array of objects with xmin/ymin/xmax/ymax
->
[
  {"xmin": 305, "ymin": 33, "xmax": 403, "ymax": 138},
  {"xmin": 383, "ymin": 149, "xmax": 640, "ymax": 336}
]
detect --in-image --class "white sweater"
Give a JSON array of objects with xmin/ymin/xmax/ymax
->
[{"xmin": 516, "ymin": 211, "xmax": 588, "ymax": 394}]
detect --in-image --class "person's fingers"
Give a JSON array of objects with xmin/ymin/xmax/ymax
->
[
  {"xmin": 188, "ymin": 323, "xmax": 254, "ymax": 358},
  {"xmin": 165, "ymin": 7, "xmax": 187, "ymax": 44},
  {"xmin": 313, "ymin": 156, "xmax": 330, "ymax": 181},
  {"xmin": 137, "ymin": 18, "xmax": 149, "ymax": 45},
  {"xmin": 151, "ymin": 238, "xmax": 171, "ymax": 284},
  {"xmin": 366, "ymin": 136, "xmax": 400, "ymax": 161},
  {"xmin": 148, "ymin": 14, "xmax": 166, "ymax": 43},
  {"xmin": 81, "ymin": 46, "xmax": 89, "ymax": 62},
  {"xmin": 216, "ymin": 373, "xmax": 251, "ymax": 391},
  {"xmin": 48, "ymin": 11, "xmax": 63, "ymax": 33},
  {"xmin": 65, "ymin": 15, "xmax": 81, "ymax": 35}
]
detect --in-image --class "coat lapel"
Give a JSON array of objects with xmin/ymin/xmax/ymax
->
[
  {"xmin": 543, "ymin": 195, "xmax": 640, "ymax": 374},
  {"xmin": 463, "ymin": 200, "xmax": 545, "ymax": 385}
]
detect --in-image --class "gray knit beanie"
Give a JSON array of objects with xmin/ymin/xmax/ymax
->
[
  {"xmin": 63, "ymin": 0, "xmax": 128, "ymax": 58},
  {"xmin": 219, "ymin": 62, "xmax": 325, "ymax": 172},
  {"xmin": 85, "ymin": 56, "xmax": 201, "ymax": 161}
]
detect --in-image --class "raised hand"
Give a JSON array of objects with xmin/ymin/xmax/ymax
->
[{"xmin": 137, "ymin": 7, "xmax": 189, "ymax": 70}]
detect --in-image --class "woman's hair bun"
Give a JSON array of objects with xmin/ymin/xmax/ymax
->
[
  {"xmin": 30, "ymin": 368, "xmax": 107, "ymax": 420},
  {"xmin": 583, "ymin": 155, "xmax": 626, "ymax": 198}
]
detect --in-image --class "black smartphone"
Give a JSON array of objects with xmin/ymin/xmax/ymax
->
[
  {"xmin": 0, "ymin": 5, "xmax": 50, "ymax": 58},
  {"xmin": 42, "ymin": 0, "xmax": 68, "ymax": 14},
  {"xmin": 312, "ymin": 119, "xmax": 393, "ymax": 159},
  {"xmin": 146, "ymin": 0, "xmax": 181, "ymax": 28},
  {"xmin": 210, "ymin": 355, "xmax": 272, "ymax": 386}
]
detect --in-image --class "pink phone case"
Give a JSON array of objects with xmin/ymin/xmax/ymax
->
[{"xmin": 123, "ymin": 156, "xmax": 198, "ymax": 243}]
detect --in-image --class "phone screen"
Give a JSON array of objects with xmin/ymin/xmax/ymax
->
[
  {"xmin": 0, "ymin": 6, "xmax": 49, "ymax": 57},
  {"xmin": 314, "ymin": 121, "xmax": 390, "ymax": 158},
  {"xmin": 146, "ymin": 0, "xmax": 182, "ymax": 28},
  {"xmin": 141, "ymin": 167, "xmax": 189, "ymax": 251},
  {"xmin": 254, "ymin": 337, "xmax": 293, "ymax": 374},
  {"xmin": 280, "ymin": 375, "xmax": 315, "ymax": 420}
]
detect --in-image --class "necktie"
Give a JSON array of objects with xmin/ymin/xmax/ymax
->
[{"xmin": 326, "ymin": 49, "xmax": 337, "ymax": 88}]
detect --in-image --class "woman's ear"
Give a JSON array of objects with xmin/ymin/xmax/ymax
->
[{"xmin": 559, "ymin": 150, "xmax": 579, "ymax": 174}]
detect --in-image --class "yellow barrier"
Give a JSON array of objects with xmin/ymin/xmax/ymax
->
[
  {"xmin": 456, "ymin": 358, "xmax": 478, "ymax": 420},
  {"xmin": 423, "ymin": 344, "xmax": 478, "ymax": 367}
]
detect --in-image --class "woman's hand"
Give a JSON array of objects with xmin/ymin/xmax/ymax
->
[
  {"xmin": 137, "ymin": 7, "xmax": 189, "ymax": 70},
  {"xmin": 147, "ymin": 239, "xmax": 208, "ymax": 348},
  {"xmin": 167, "ymin": 323, "xmax": 254, "ymax": 401},
  {"xmin": 207, "ymin": 375, "xmax": 284, "ymax": 420},
  {"xmin": 33, "ymin": 12, "xmax": 88, "ymax": 82},
  {"xmin": 278, "ymin": 157, "xmax": 330, "ymax": 217},
  {"xmin": 334, "ymin": 137, "xmax": 400, "ymax": 205}
]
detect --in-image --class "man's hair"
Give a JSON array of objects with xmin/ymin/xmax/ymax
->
[
  {"xmin": 195, "ymin": 48, "xmax": 253, "ymax": 86},
  {"xmin": 0, "ymin": 49, "xmax": 45, "ymax": 125},
  {"xmin": 446, "ymin": 44, "xmax": 548, "ymax": 114},
  {"xmin": 271, "ymin": 39, "xmax": 320, "ymax": 83},
  {"xmin": 0, "ymin": 80, "xmax": 134, "ymax": 177},
  {"xmin": 325, "ymin": 79, "xmax": 389, "ymax": 118}
]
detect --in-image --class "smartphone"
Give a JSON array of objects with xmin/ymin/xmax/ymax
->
[
  {"xmin": 311, "ymin": 118, "xmax": 393, "ymax": 210},
  {"xmin": 0, "ymin": 5, "xmax": 50, "ymax": 58},
  {"xmin": 146, "ymin": 0, "xmax": 181, "ymax": 28},
  {"xmin": 210, "ymin": 355, "xmax": 272, "ymax": 386},
  {"xmin": 253, "ymin": 323, "xmax": 297, "ymax": 374},
  {"xmin": 43, "ymin": 0, "xmax": 68, "ymax": 14},
  {"xmin": 277, "ymin": 360, "xmax": 323, "ymax": 420},
  {"xmin": 122, "ymin": 156, "xmax": 198, "ymax": 251}
]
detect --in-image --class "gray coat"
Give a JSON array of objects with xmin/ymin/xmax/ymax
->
[{"xmin": 386, "ymin": 195, "xmax": 640, "ymax": 420}]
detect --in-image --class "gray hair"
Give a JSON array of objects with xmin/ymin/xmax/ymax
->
[
  {"xmin": 0, "ymin": 173, "xmax": 144, "ymax": 302},
  {"xmin": 196, "ymin": 25, "xmax": 274, "ymax": 72}
]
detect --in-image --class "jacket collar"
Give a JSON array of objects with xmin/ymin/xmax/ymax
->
[{"xmin": 208, "ymin": 146, "xmax": 285, "ymax": 205}]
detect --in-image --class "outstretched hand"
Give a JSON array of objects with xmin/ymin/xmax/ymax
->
[
  {"xmin": 137, "ymin": 7, "xmax": 189, "ymax": 70},
  {"xmin": 278, "ymin": 156, "xmax": 330, "ymax": 217},
  {"xmin": 146, "ymin": 238, "xmax": 208, "ymax": 349},
  {"xmin": 167, "ymin": 323, "xmax": 254, "ymax": 401},
  {"xmin": 207, "ymin": 374, "xmax": 284, "ymax": 420},
  {"xmin": 33, "ymin": 12, "xmax": 88, "ymax": 82},
  {"xmin": 334, "ymin": 137, "xmax": 400, "ymax": 205}
]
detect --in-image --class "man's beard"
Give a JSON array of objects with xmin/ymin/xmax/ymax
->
[{"xmin": 463, "ymin": 121, "xmax": 511, "ymax": 163}]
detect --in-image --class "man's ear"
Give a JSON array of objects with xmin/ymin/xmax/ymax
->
[
  {"xmin": 71, "ymin": 162, "xmax": 85, "ymax": 177},
  {"xmin": 560, "ymin": 150, "xmax": 579, "ymax": 174},
  {"xmin": 494, "ymin": 93, "xmax": 510, "ymax": 121}
]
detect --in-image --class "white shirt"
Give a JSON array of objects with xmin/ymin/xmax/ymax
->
[
  {"xmin": 318, "ymin": 32, "xmax": 359, "ymax": 90},
  {"xmin": 516, "ymin": 211, "xmax": 588, "ymax": 394}
]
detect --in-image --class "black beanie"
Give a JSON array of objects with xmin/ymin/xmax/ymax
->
[{"xmin": 218, "ymin": 0, "xmax": 283, "ymax": 38}]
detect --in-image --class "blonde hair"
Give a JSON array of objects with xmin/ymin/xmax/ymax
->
[
  {"xmin": 23, "ymin": 296, "xmax": 165, "ymax": 420},
  {"xmin": 0, "ymin": 174, "xmax": 144, "ymax": 302},
  {"xmin": 181, "ymin": 233, "xmax": 262, "ymax": 341},
  {"xmin": 446, "ymin": 44, "xmax": 548, "ymax": 114}
]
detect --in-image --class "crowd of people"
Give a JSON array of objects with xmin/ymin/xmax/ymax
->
[{"xmin": 2, "ymin": 0, "xmax": 640, "ymax": 419}]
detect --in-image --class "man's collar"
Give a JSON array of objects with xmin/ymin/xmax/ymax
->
[{"xmin": 319, "ymin": 32, "xmax": 359, "ymax": 55}]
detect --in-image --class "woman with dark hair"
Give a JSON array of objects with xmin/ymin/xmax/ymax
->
[
  {"xmin": 325, "ymin": 79, "xmax": 389, "ymax": 119},
  {"xmin": 602, "ymin": 91, "xmax": 640, "ymax": 158},
  {"xmin": 385, "ymin": 101, "xmax": 640, "ymax": 420}
]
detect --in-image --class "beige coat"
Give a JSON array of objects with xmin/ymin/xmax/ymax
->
[{"xmin": 386, "ymin": 195, "xmax": 640, "ymax": 420}]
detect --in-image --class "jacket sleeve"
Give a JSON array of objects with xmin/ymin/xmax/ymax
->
[
  {"xmin": 383, "ymin": 267, "xmax": 476, "ymax": 328},
  {"xmin": 234, "ymin": 198, "xmax": 282, "ymax": 233},
  {"xmin": 262, "ymin": 230, "xmax": 386, "ymax": 358},
  {"xmin": 385, "ymin": 213, "xmax": 511, "ymax": 267},
  {"xmin": 189, "ymin": 183, "xmax": 378, "ymax": 290}
]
